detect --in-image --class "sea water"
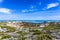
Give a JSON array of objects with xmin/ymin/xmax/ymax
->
[{"xmin": 0, "ymin": 20, "xmax": 60, "ymax": 23}]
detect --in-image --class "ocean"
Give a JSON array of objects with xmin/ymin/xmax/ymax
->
[{"xmin": 0, "ymin": 20, "xmax": 60, "ymax": 23}]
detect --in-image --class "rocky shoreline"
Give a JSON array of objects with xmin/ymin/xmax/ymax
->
[{"xmin": 0, "ymin": 21, "xmax": 60, "ymax": 40}]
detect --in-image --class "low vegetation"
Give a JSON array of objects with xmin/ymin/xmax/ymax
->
[{"xmin": 0, "ymin": 21, "xmax": 60, "ymax": 40}]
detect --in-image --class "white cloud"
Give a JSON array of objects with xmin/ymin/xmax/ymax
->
[
  {"xmin": 59, "ymin": 0, "xmax": 60, "ymax": 1},
  {"xmin": 39, "ymin": 2, "xmax": 41, "ymax": 5},
  {"xmin": 0, "ymin": 0, "xmax": 3, "ymax": 3},
  {"xmin": 21, "ymin": 5, "xmax": 36, "ymax": 13},
  {"xmin": 21, "ymin": 10, "xmax": 28, "ymax": 13},
  {"xmin": 29, "ymin": 9, "xmax": 33, "ymax": 11},
  {"xmin": 48, "ymin": 16, "xmax": 60, "ymax": 20},
  {"xmin": 30, "ymin": 5, "xmax": 34, "ymax": 9},
  {"xmin": 46, "ymin": 3, "xmax": 59, "ymax": 9},
  {"xmin": 36, "ymin": 16, "xmax": 60, "ymax": 20},
  {"xmin": 0, "ymin": 14, "xmax": 21, "ymax": 20},
  {"xmin": 21, "ymin": 9, "xmax": 34, "ymax": 13},
  {"xmin": 0, "ymin": 8, "xmax": 12, "ymax": 14}
]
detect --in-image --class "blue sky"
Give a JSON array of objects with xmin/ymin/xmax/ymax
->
[{"xmin": 0, "ymin": 0, "xmax": 60, "ymax": 20}]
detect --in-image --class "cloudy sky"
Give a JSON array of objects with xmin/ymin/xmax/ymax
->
[{"xmin": 0, "ymin": 0, "xmax": 60, "ymax": 20}]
